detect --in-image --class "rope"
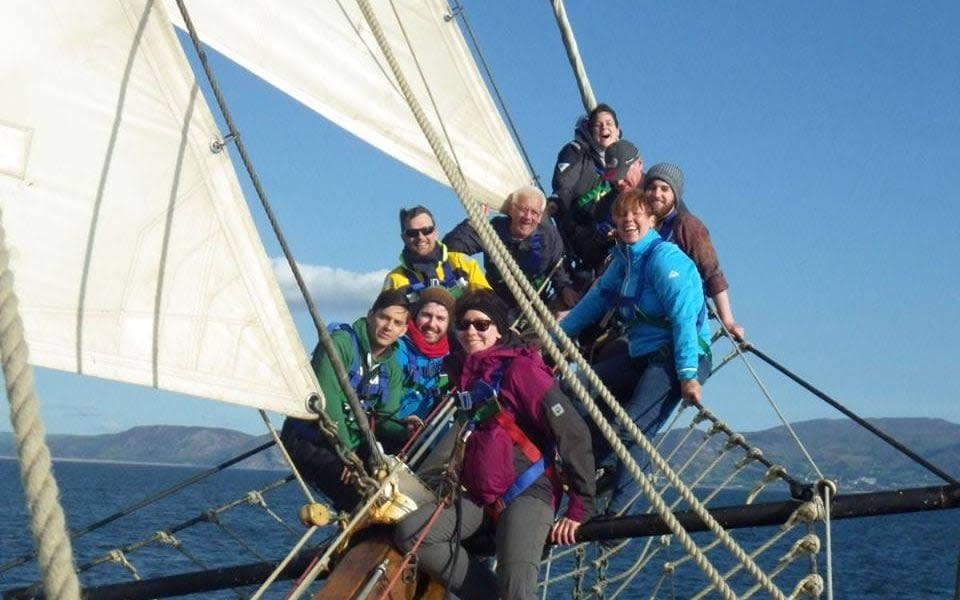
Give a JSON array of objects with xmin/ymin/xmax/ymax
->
[
  {"xmin": 709, "ymin": 315, "xmax": 825, "ymax": 481},
  {"xmin": 259, "ymin": 410, "xmax": 316, "ymax": 503},
  {"xmin": 0, "ymin": 209, "xmax": 82, "ymax": 600},
  {"xmin": 448, "ymin": 0, "xmax": 542, "ymax": 188},
  {"xmin": 172, "ymin": 0, "xmax": 386, "ymax": 482},
  {"xmin": 353, "ymin": 0, "xmax": 784, "ymax": 597},
  {"xmin": 549, "ymin": 0, "xmax": 597, "ymax": 112},
  {"xmin": 374, "ymin": 496, "xmax": 451, "ymax": 600},
  {"xmin": 746, "ymin": 342, "xmax": 959, "ymax": 486},
  {"xmin": 247, "ymin": 525, "xmax": 319, "ymax": 600},
  {"xmin": 0, "ymin": 439, "xmax": 279, "ymax": 573},
  {"xmin": 387, "ymin": 0, "xmax": 468, "ymax": 186}
]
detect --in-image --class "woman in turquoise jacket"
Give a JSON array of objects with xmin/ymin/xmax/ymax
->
[{"xmin": 560, "ymin": 188, "xmax": 711, "ymax": 516}]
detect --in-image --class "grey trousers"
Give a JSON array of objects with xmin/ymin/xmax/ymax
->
[{"xmin": 394, "ymin": 493, "xmax": 554, "ymax": 600}]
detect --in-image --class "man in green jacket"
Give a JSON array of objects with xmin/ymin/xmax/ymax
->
[{"xmin": 280, "ymin": 289, "xmax": 409, "ymax": 512}]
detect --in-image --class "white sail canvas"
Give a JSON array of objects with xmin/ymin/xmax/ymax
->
[
  {"xmin": 0, "ymin": 0, "xmax": 318, "ymax": 418},
  {"xmin": 163, "ymin": 0, "xmax": 533, "ymax": 210}
]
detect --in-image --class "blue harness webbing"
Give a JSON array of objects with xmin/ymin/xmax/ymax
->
[{"xmin": 327, "ymin": 323, "xmax": 389, "ymax": 410}]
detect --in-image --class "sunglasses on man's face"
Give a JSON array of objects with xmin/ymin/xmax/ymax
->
[
  {"xmin": 455, "ymin": 318, "xmax": 493, "ymax": 332},
  {"xmin": 404, "ymin": 226, "xmax": 436, "ymax": 239}
]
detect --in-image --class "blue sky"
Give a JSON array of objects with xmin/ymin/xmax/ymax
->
[{"xmin": 3, "ymin": 1, "xmax": 958, "ymax": 437}]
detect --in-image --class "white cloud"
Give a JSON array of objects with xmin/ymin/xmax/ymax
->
[{"xmin": 271, "ymin": 258, "xmax": 389, "ymax": 315}]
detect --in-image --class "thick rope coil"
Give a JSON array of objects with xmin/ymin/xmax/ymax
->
[
  {"xmin": 789, "ymin": 574, "xmax": 825, "ymax": 599},
  {"xmin": 155, "ymin": 531, "xmax": 180, "ymax": 548},
  {"xmin": 107, "ymin": 550, "xmax": 139, "ymax": 580},
  {"xmin": 0, "ymin": 210, "xmax": 82, "ymax": 600},
  {"xmin": 747, "ymin": 464, "xmax": 788, "ymax": 503},
  {"xmin": 353, "ymin": 1, "xmax": 787, "ymax": 596},
  {"xmin": 785, "ymin": 497, "xmax": 826, "ymax": 529},
  {"xmin": 737, "ymin": 447, "xmax": 764, "ymax": 469},
  {"xmin": 780, "ymin": 534, "xmax": 821, "ymax": 563}
]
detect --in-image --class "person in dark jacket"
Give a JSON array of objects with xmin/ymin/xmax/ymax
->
[
  {"xmin": 550, "ymin": 105, "xmax": 625, "ymax": 292},
  {"xmin": 394, "ymin": 290, "xmax": 596, "ymax": 600},
  {"xmin": 548, "ymin": 103, "xmax": 621, "ymax": 221},
  {"xmin": 443, "ymin": 186, "xmax": 579, "ymax": 321}
]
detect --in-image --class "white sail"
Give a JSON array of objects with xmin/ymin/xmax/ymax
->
[
  {"xmin": 162, "ymin": 0, "xmax": 533, "ymax": 210},
  {"xmin": 0, "ymin": 0, "xmax": 318, "ymax": 418}
]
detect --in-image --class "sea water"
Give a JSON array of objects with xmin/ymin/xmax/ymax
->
[{"xmin": 0, "ymin": 458, "xmax": 957, "ymax": 599}]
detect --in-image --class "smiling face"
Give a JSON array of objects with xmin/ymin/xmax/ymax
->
[
  {"xmin": 613, "ymin": 159, "xmax": 644, "ymax": 193},
  {"xmin": 644, "ymin": 179, "xmax": 677, "ymax": 219},
  {"xmin": 454, "ymin": 309, "xmax": 501, "ymax": 354},
  {"xmin": 590, "ymin": 110, "xmax": 620, "ymax": 149},
  {"xmin": 613, "ymin": 194, "xmax": 656, "ymax": 244},
  {"xmin": 507, "ymin": 192, "xmax": 543, "ymax": 239},
  {"xmin": 402, "ymin": 212, "xmax": 438, "ymax": 257},
  {"xmin": 415, "ymin": 301, "xmax": 449, "ymax": 344},
  {"xmin": 367, "ymin": 305, "xmax": 409, "ymax": 355}
]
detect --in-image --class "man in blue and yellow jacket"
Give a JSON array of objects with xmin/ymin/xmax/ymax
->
[{"xmin": 383, "ymin": 205, "xmax": 489, "ymax": 300}]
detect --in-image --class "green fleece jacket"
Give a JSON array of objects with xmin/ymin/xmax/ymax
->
[{"xmin": 312, "ymin": 317, "xmax": 406, "ymax": 450}]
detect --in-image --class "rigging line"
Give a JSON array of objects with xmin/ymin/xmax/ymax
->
[
  {"xmin": 247, "ymin": 525, "xmax": 319, "ymax": 600},
  {"xmin": 710, "ymin": 311, "xmax": 826, "ymax": 482},
  {"xmin": 548, "ymin": 0, "xmax": 597, "ymax": 113},
  {"xmin": 0, "ymin": 440, "xmax": 277, "ymax": 574},
  {"xmin": 745, "ymin": 343, "xmax": 960, "ymax": 486},
  {"xmin": 284, "ymin": 455, "xmax": 415, "ymax": 600},
  {"xmin": 259, "ymin": 410, "xmax": 315, "ymax": 503},
  {"xmin": 353, "ymin": 1, "xmax": 784, "ymax": 596},
  {"xmin": 172, "ymin": 0, "xmax": 386, "ymax": 479},
  {"xmin": 386, "ymin": 0, "xmax": 469, "ymax": 191},
  {"xmin": 449, "ymin": 0, "xmax": 542, "ymax": 189}
]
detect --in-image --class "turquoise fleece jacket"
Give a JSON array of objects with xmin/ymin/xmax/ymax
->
[{"xmin": 561, "ymin": 230, "xmax": 709, "ymax": 380}]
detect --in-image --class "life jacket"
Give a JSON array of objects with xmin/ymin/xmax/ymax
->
[
  {"xmin": 456, "ymin": 364, "xmax": 558, "ymax": 519},
  {"xmin": 486, "ymin": 218, "xmax": 546, "ymax": 289},
  {"xmin": 401, "ymin": 260, "xmax": 467, "ymax": 301},
  {"xmin": 328, "ymin": 323, "xmax": 390, "ymax": 411},
  {"xmin": 616, "ymin": 238, "xmax": 710, "ymax": 355},
  {"xmin": 399, "ymin": 345, "xmax": 447, "ymax": 418},
  {"xmin": 657, "ymin": 211, "xmax": 679, "ymax": 243}
]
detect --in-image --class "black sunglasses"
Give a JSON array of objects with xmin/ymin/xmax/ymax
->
[
  {"xmin": 455, "ymin": 318, "xmax": 494, "ymax": 332},
  {"xmin": 404, "ymin": 226, "xmax": 436, "ymax": 239}
]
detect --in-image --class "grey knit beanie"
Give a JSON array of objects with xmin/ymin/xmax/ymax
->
[{"xmin": 643, "ymin": 163, "xmax": 684, "ymax": 206}]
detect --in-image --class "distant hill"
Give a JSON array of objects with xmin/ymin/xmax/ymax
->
[
  {"xmin": 1, "ymin": 418, "xmax": 958, "ymax": 489},
  {"xmin": 0, "ymin": 425, "xmax": 285, "ymax": 470},
  {"xmin": 656, "ymin": 417, "xmax": 960, "ymax": 492}
]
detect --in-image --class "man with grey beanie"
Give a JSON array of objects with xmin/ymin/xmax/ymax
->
[{"xmin": 644, "ymin": 163, "xmax": 745, "ymax": 341}]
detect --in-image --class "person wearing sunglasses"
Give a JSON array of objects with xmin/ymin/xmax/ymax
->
[
  {"xmin": 383, "ymin": 205, "xmax": 490, "ymax": 300},
  {"xmin": 443, "ymin": 185, "xmax": 579, "ymax": 323},
  {"xmin": 280, "ymin": 289, "xmax": 410, "ymax": 512},
  {"xmin": 395, "ymin": 290, "xmax": 596, "ymax": 600},
  {"xmin": 559, "ymin": 189, "xmax": 712, "ymax": 518}
]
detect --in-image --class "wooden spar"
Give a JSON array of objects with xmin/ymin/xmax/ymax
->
[
  {"xmin": 577, "ymin": 483, "xmax": 960, "ymax": 542},
  {"xmin": 309, "ymin": 528, "xmax": 445, "ymax": 600}
]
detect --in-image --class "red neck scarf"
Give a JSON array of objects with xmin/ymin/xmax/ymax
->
[{"xmin": 406, "ymin": 319, "xmax": 449, "ymax": 359}]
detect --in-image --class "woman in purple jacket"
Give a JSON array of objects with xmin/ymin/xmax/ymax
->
[{"xmin": 394, "ymin": 290, "xmax": 596, "ymax": 600}]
